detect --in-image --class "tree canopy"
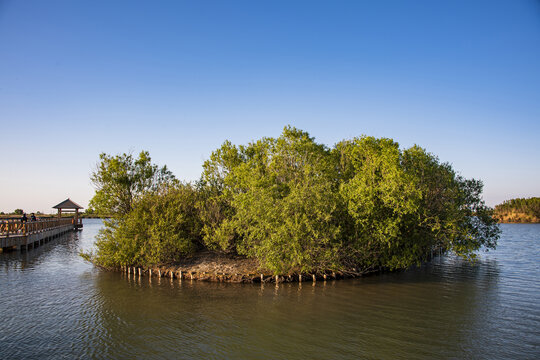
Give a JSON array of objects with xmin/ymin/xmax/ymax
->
[
  {"xmin": 89, "ymin": 184, "xmax": 201, "ymax": 268},
  {"xmin": 89, "ymin": 151, "xmax": 176, "ymax": 217},
  {"xmin": 85, "ymin": 127, "xmax": 500, "ymax": 273}
]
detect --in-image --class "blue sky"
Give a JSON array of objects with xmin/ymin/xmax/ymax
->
[{"xmin": 1, "ymin": 0, "xmax": 539, "ymax": 213}]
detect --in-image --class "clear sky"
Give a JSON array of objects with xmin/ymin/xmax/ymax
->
[{"xmin": 1, "ymin": 0, "xmax": 539, "ymax": 213}]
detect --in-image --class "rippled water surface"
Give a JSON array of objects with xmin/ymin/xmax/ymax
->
[{"xmin": 1, "ymin": 220, "xmax": 539, "ymax": 359}]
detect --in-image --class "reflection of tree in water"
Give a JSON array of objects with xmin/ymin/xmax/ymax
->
[
  {"xmin": 88, "ymin": 256, "xmax": 511, "ymax": 360},
  {"xmin": 89, "ymin": 273, "xmax": 274, "ymax": 358},
  {"xmin": 347, "ymin": 256, "xmax": 503, "ymax": 359}
]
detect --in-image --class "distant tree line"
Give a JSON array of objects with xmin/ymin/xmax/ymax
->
[
  {"xmin": 0, "ymin": 209, "xmax": 43, "ymax": 217},
  {"xmin": 494, "ymin": 197, "xmax": 540, "ymax": 223},
  {"xmin": 83, "ymin": 127, "xmax": 500, "ymax": 274}
]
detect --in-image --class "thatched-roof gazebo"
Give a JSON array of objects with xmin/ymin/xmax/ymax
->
[{"xmin": 53, "ymin": 199, "xmax": 83, "ymax": 227}]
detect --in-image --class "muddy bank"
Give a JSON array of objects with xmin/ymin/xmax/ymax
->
[{"xmin": 115, "ymin": 251, "xmax": 372, "ymax": 283}]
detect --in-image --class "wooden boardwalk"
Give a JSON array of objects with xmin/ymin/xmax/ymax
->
[{"xmin": 0, "ymin": 218, "xmax": 82, "ymax": 252}]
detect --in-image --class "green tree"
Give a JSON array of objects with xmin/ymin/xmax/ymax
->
[
  {"xmin": 401, "ymin": 145, "xmax": 499, "ymax": 261},
  {"xmin": 13, "ymin": 209, "xmax": 23, "ymax": 215},
  {"xmin": 89, "ymin": 151, "xmax": 176, "ymax": 217},
  {"xmin": 84, "ymin": 127, "xmax": 500, "ymax": 274},
  {"xmin": 87, "ymin": 184, "xmax": 201, "ymax": 268},
  {"xmin": 201, "ymin": 126, "xmax": 343, "ymax": 273},
  {"xmin": 335, "ymin": 139, "xmax": 499, "ymax": 270},
  {"xmin": 334, "ymin": 137, "xmax": 422, "ymax": 269}
]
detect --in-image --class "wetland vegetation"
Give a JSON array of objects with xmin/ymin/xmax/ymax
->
[{"xmin": 83, "ymin": 127, "xmax": 500, "ymax": 277}]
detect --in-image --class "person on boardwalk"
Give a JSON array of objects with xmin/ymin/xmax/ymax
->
[
  {"xmin": 21, "ymin": 212, "xmax": 27, "ymax": 223},
  {"xmin": 31, "ymin": 213, "xmax": 37, "ymax": 222}
]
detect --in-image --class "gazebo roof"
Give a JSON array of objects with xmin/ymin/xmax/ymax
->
[{"xmin": 53, "ymin": 198, "xmax": 84, "ymax": 210}]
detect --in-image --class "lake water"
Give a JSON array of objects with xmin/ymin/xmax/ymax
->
[{"xmin": 1, "ymin": 219, "xmax": 539, "ymax": 359}]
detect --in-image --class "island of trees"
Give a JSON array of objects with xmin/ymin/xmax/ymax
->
[
  {"xmin": 82, "ymin": 127, "xmax": 500, "ymax": 279},
  {"xmin": 494, "ymin": 197, "xmax": 540, "ymax": 223}
]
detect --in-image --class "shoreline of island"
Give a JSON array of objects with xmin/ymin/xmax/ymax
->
[{"xmin": 95, "ymin": 249, "xmax": 450, "ymax": 283}]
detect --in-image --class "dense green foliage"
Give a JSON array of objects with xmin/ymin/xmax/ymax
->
[
  {"xmin": 199, "ymin": 128, "xmax": 343, "ymax": 273},
  {"xmin": 87, "ymin": 185, "xmax": 201, "ymax": 267},
  {"xmin": 89, "ymin": 151, "xmax": 176, "ymax": 217},
  {"xmin": 494, "ymin": 197, "xmax": 540, "ymax": 223},
  {"xmin": 85, "ymin": 127, "xmax": 500, "ymax": 273}
]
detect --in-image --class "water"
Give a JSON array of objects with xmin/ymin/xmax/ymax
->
[{"xmin": 1, "ymin": 220, "xmax": 539, "ymax": 359}]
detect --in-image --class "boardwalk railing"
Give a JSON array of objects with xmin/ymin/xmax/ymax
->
[{"xmin": 0, "ymin": 218, "xmax": 76, "ymax": 237}]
